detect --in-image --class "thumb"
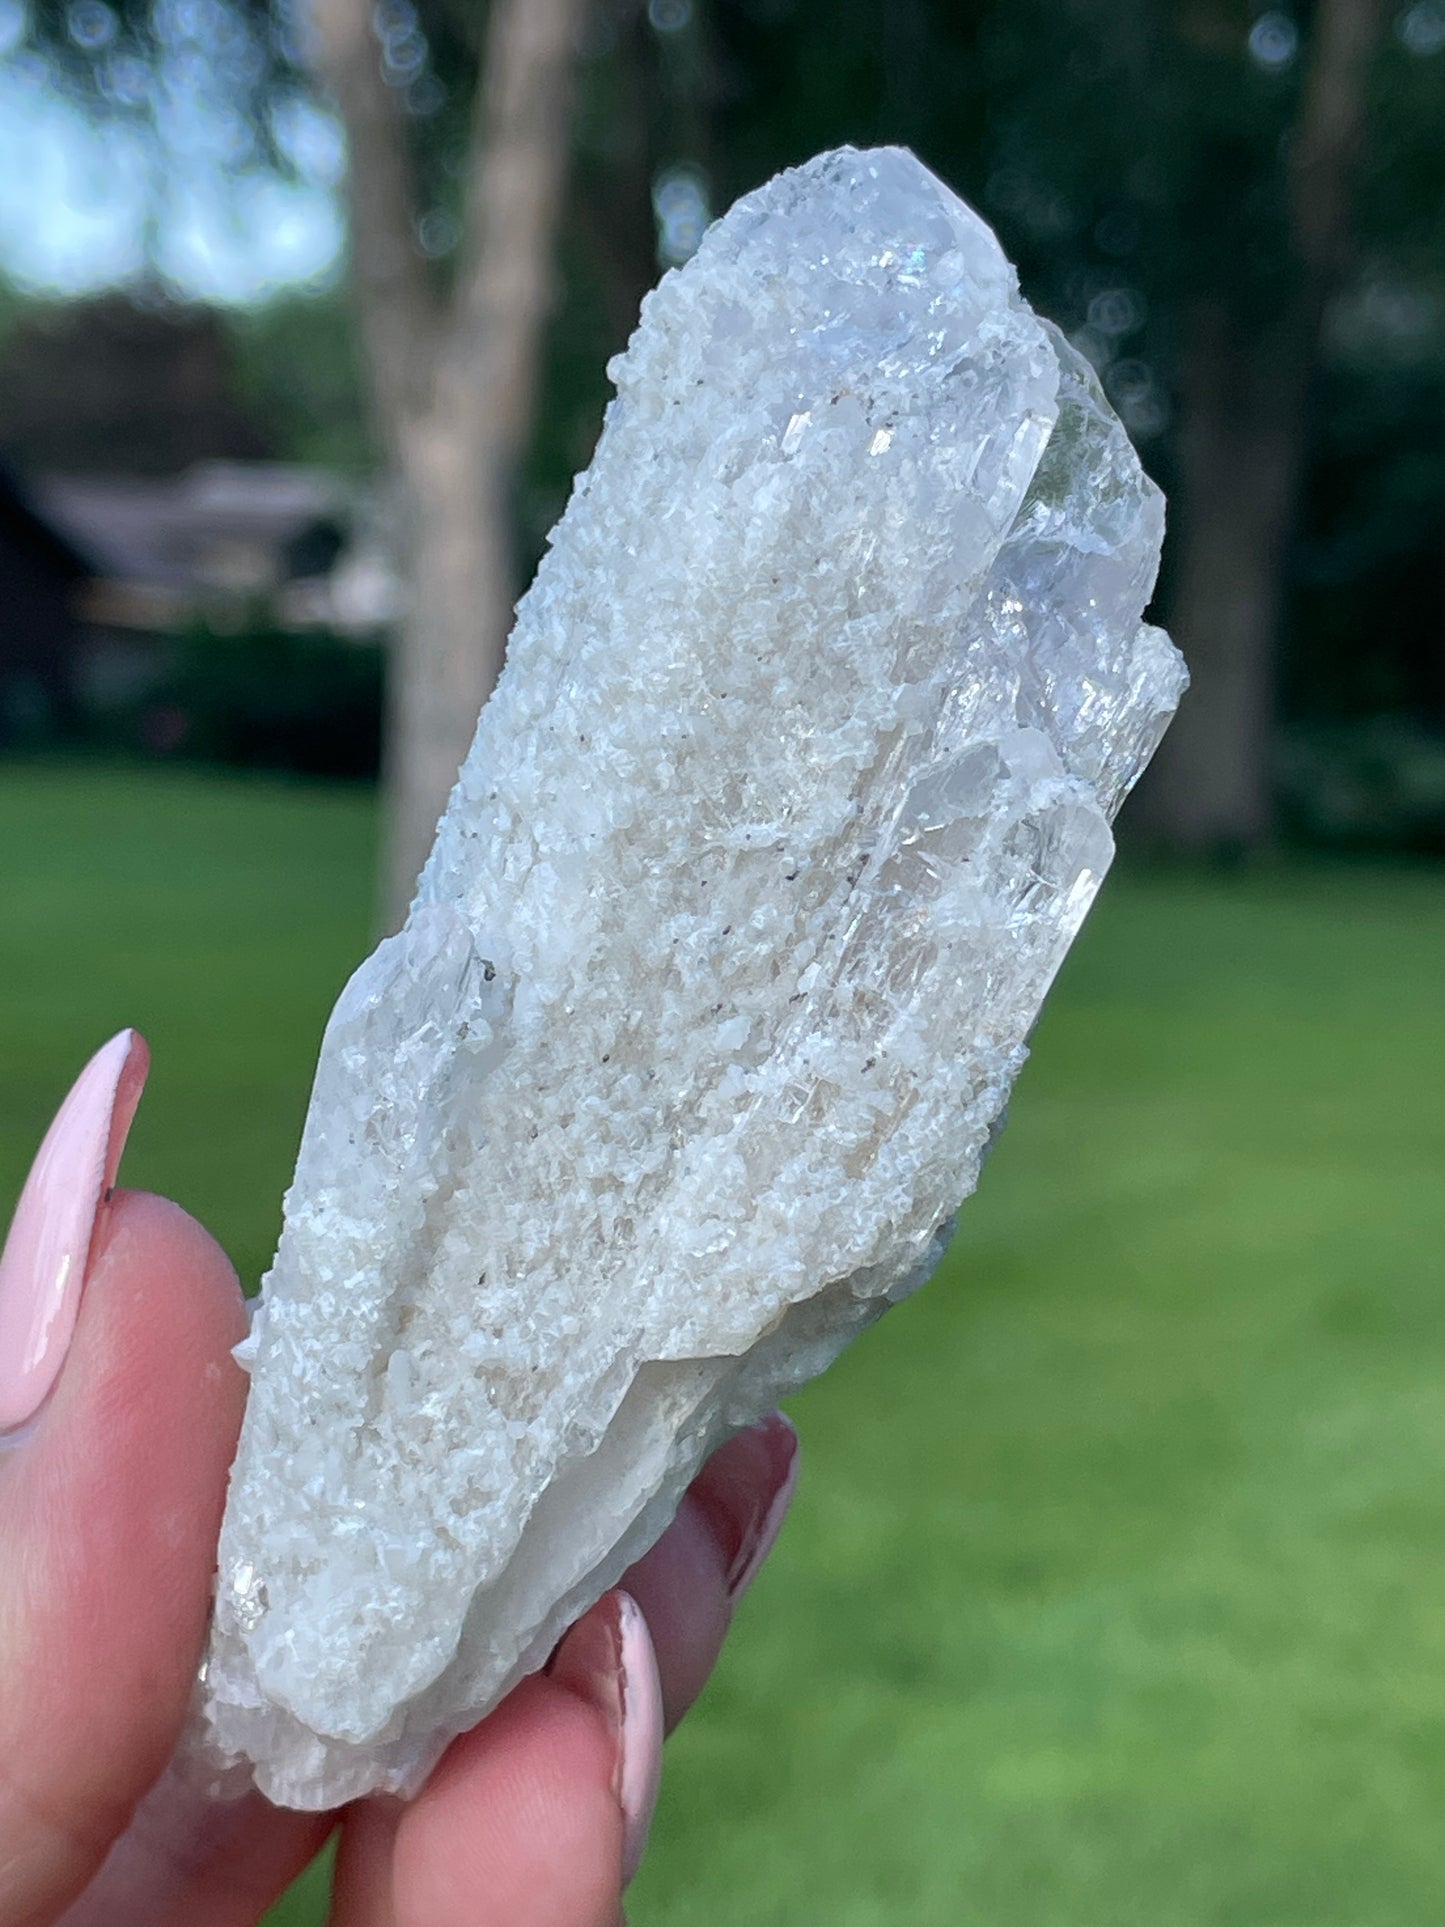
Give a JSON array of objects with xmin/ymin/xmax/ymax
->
[{"xmin": 0, "ymin": 1033, "xmax": 249, "ymax": 1926}]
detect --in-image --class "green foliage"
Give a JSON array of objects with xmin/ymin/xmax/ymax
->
[
  {"xmin": 60, "ymin": 621, "xmax": 385, "ymax": 778},
  {"xmin": 1, "ymin": 768, "xmax": 1441, "ymax": 1922},
  {"xmin": 148, "ymin": 621, "xmax": 385, "ymax": 779},
  {"xmin": 225, "ymin": 292, "xmax": 372, "ymax": 472},
  {"xmin": 21, "ymin": 0, "xmax": 311, "ymax": 177},
  {"xmin": 704, "ymin": 0, "xmax": 1445, "ymax": 816},
  {"xmin": 1280, "ymin": 718, "xmax": 1445, "ymax": 851},
  {"xmin": 1290, "ymin": 354, "xmax": 1445, "ymax": 744},
  {"xmin": 0, "ymin": 274, "xmax": 29, "ymax": 348},
  {"xmin": 9, "ymin": 0, "xmax": 1445, "ymax": 728},
  {"xmin": 13, "ymin": 0, "xmax": 484, "ymax": 282},
  {"xmin": 4, "ymin": 0, "xmax": 1443, "ymax": 812}
]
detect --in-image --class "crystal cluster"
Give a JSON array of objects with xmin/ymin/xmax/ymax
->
[{"xmin": 193, "ymin": 145, "xmax": 1186, "ymax": 1809}]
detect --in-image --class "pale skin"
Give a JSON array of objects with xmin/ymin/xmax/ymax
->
[{"xmin": 0, "ymin": 1185, "xmax": 797, "ymax": 1927}]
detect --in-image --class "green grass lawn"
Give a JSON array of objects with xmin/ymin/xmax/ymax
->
[{"xmin": 2, "ymin": 762, "xmax": 1444, "ymax": 1926}]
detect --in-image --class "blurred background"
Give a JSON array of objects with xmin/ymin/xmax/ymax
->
[{"xmin": 0, "ymin": 1, "xmax": 1442, "ymax": 1921}]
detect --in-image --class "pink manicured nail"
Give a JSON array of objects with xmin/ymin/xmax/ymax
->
[
  {"xmin": 690, "ymin": 1412, "xmax": 800, "ymax": 1606},
  {"xmin": 724, "ymin": 1415, "xmax": 799, "ymax": 1604},
  {"xmin": 549, "ymin": 1588, "xmax": 664, "ymax": 1889},
  {"xmin": 613, "ymin": 1591, "xmax": 664, "ymax": 1886},
  {"xmin": 0, "ymin": 1030, "xmax": 149, "ymax": 1435}
]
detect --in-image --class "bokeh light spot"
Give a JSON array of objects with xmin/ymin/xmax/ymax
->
[
  {"xmin": 648, "ymin": 0, "xmax": 693, "ymax": 34},
  {"xmin": 653, "ymin": 162, "xmax": 709, "ymax": 266},
  {"xmin": 1248, "ymin": 11, "xmax": 1299, "ymax": 69},
  {"xmin": 66, "ymin": 0, "xmax": 116, "ymax": 49},
  {"xmin": 1087, "ymin": 286, "xmax": 1146, "ymax": 338},
  {"xmin": 1397, "ymin": 0, "xmax": 1445, "ymax": 54},
  {"xmin": 417, "ymin": 206, "xmax": 457, "ymax": 257}
]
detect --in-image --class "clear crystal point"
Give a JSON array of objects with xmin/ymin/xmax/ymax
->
[{"xmin": 192, "ymin": 145, "xmax": 1186, "ymax": 1808}]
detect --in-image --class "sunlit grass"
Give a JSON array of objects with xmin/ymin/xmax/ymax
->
[{"xmin": 2, "ymin": 764, "xmax": 1442, "ymax": 1925}]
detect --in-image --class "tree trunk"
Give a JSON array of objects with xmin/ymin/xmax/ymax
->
[
  {"xmin": 312, "ymin": 0, "xmax": 586, "ymax": 929},
  {"xmin": 309, "ymin": 0, "xmax": 439, "ymax": 450},
  {"xmin": 1140, "ymin": 0, "xmax": 1385, "ymax": 854},
  {"xmin": 1138, "ymin": 304, "xmax": 1302, "ymax": 852},
  {"xmin": 384, "ymin": 0, "xmax": 585, "ymax": 926},
  {"xmin": 386, "ymin": 417, "xmax": 515, "ymax": 907}
]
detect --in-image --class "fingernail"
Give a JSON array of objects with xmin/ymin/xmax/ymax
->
[
  {"xmin": 0, "ymin": 1030, "xmax": 149, "ymax": 1435},
  {"xmin": 550, "ymin": 1590, "xmax": 664, "ymax": 1890},
  {"xmin": 612, "ymin": 1592, "xmax": 663, "ymax": 1886},
  {"xmin": 694, "ymin": 1412, "xmax": 800, "ymax": 1606}
]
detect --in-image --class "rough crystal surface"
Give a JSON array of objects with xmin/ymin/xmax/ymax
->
[{"xmin": 193, "ymin": 145, "xmax": 1187, "ymax": 1808}]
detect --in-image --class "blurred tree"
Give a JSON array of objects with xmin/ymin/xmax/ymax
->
[
  {"xmin": 706, "ymin": 0, "xmax": 1444, "ymax": 854},
  {"xmin": 1142, "ymin": 0, "xmax": 1388, "ymax": 853},
  {"xmin": 24, "ymin": 0, "xmax": 586, "ymax": 923},
  {"xmin": 11, "ymin": 0, "xmax": 1445, "ymax": 858},
  {"xmin": 308, "ymin": 0, "xmax": 585, "ymax": 923}
]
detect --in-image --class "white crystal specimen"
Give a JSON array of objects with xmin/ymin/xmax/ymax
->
[{"xmin": 194, "ymin": 145, "xmax": 1186, "ymax": 1809}]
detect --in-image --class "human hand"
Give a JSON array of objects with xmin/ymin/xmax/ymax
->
[{"xmin": 0, "ymin": 1032, "xmax": 799, "ymax": 1927}]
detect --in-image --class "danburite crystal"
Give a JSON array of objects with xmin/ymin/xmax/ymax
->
[{"xmin": 193, "ymin": 145, "xmax": 1186, "ymax": 1808}]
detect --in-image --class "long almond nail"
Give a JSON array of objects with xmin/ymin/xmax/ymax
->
[
  {"xmin": 0, "ymin": 1030, "xmax": 149, "ymax": 1435},
  {"xmin": 613, "ymin": 1591, "xmax": 663, "ymax": 1885},
  {"xmin": 692, "ymin": 1412, "xmax": 800, "ymax": 1606},
  {"xmin": 550, "ymin": 1589, "xmax": 664, "ymax": 1889}
]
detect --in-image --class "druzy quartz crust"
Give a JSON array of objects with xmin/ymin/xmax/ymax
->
[{"xmin": 193, "ymin": 145, "xmax": 1187, "ymax": 1808}]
